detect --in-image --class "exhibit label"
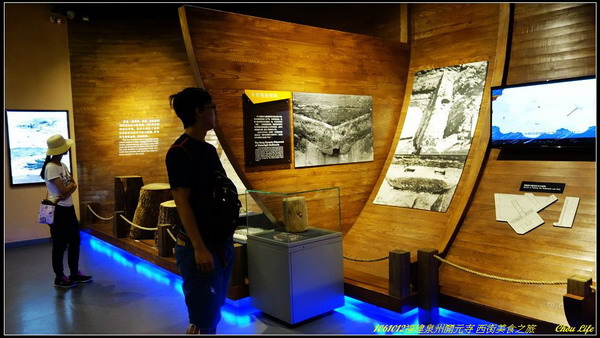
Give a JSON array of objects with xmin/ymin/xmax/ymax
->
[
  {"xmin": 520, "ymin": 181, "xmax": 565, "ymax": 193},
  {"xmin": 118, "ymin": 119, "xmax": 160, "ymax": 156},
  {"xmin": 243, "ymin": 90, "xmax": 292, "ymax": 168}
]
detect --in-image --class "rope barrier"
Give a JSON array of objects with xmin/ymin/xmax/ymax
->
[
  {"xmin": 86, "ymin": 204, "xmax": 114, "ymax": 221},
  {"xmin": 343, "ymin": 255, "xmax": 389, "ymax": 262},
  {"xmin": 119, "ymin": 214, "xmax": 158, "ymax": 231},
  {"xmin": 434, "ymin": 255, "xmax": 567, "ymax": 285},
  {"xmin": 164, "ymin": 225, "xmax": 177, "ymax": 242}
]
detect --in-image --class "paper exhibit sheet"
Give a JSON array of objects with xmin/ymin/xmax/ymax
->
[{"xmin": 494, "ymin": 193, "xmax": 558, "ymax": 234}]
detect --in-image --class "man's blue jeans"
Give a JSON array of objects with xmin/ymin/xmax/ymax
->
[{"xmin": 175, "ymin": 238, "xmax": 234, "ymax": 332}]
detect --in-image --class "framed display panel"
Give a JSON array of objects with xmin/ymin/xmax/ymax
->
[
  {"xmin": 374, "ymin": 61, "xmax": 488, "ymax": 212},
  {"xmin": 293, "ymin": 92, "xmax": 374, "ymax": 168},
  {"xmin": 242, "ymin": 90, "xmax": 293, "ymax": 169},
  {"xmin": 5, "ymin": 109, "xmax": 72, "ymax": 186}
]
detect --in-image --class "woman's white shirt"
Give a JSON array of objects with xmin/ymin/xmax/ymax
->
[{"xmin": 45, "ymin": 162, "xmax": 74, "ymax": 207}]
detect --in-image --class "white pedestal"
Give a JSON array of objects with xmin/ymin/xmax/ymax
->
[{"xmin": 247, "ymin": 228, "xmax": 344, "ymax": 324}]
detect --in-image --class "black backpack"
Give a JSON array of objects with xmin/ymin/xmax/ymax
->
[
  {"xmin": 207, "ymin": 170, "xmax": 242, "ymax": 244},
  {"xmin": 169, "ymin": 140, "xmax": 242, "ymax": 245}
]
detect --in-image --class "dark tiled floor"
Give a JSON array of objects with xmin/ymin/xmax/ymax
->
[{"xmin": 4, "ymin": 231, "xmax": 495, "ymax": 335}]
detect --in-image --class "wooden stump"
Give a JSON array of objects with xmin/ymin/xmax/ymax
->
[
  {"xmin": 114, "ymin": 175, "xmax": 144, "ymax": 218},
  {"xmin": 156, "ymin": 200, "xmax": 179, "ymax": 257},
  {"xmin": 114, "ymin": 176, "xmax": 144, "ymax": 236},
  {"xmin": 129, "ymin": 183, "xmax": 172, "ymax": 239},
  {"xmin": 282, "ymin": 196, "xmax": 309, "ymax": 233}
]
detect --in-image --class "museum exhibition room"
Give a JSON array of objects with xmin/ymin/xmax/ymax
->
[{"xmin": 4, "ymin": 3, "xmax": 596, "ymax": 335}]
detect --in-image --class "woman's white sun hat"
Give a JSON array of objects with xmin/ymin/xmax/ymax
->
[{"xmin": 46, "ymin": 134, "xmax": 74, "ymax": 156}]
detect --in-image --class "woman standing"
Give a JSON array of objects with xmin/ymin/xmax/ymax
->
[{"xmin": 40, "ymin": 134, "xmax": 92, "ymax": 288}]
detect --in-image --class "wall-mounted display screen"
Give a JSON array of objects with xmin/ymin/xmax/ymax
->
[
  {"xmin": 5, "ymin": 109, "xmax": 72, "ymax": 186},
  {"xmin": 490, "ymin": 76, "xmax": 596, "ymax": 149}
]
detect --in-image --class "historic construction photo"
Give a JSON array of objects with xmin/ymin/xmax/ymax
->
[
  {"xmin": 374, "ymin": 61, "xmax": 488, "ymax": 212},
  {"xmin": 293, "ymin": 92, "xmax": 374, "ymax": 168}
]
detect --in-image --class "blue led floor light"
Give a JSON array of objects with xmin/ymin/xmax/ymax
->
[{"xmin": 81, "ymin": 232, "xmax": 525, "ymax": 335}]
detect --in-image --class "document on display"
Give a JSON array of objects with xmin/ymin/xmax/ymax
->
[{"xmin": 494, "ymin": 193, "xmax": 558, "ymax": 235}]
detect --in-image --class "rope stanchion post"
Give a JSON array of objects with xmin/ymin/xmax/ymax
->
[
  {"xmin": 113, "ymin": 210, "xmax": 129, "ymax": 238},
  {"xmin": 157, "ymin": 224, "xmax": 176, "ymax": 257},
  {"xmin": 389, "ymin": 250, "xmax": 411, "ymax": 300},
  {"xmin": 80, "ymin": 202, "xmax": 96, "ymax": 226},
  {"xmin": 563, "ymin": 275, "xmax": 595, "ymax": 328},
  {"xmin": 417, "ymin": 248, "xmax": 439, "ymax": 325}
]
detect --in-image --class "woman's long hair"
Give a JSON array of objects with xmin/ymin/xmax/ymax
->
[{"xmin": 40, "ymin": 156, "xmax": 52, "ymax": 179}]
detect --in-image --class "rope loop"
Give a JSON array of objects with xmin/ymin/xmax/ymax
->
[
  {"xmin": 86, "ymin": 204, "xmax": 114, "ymax": 221},
  {"xmin": 434, "ymin": 255, "xmax": 567, "ymax": 285},
  {"xmin": 343, "ymin": 255, "xmax": 389, "ymax": 263},
  {"xmin": 119, "ymin": 214, "xmax": 158, "ymax": 231},
  {"xmin": 165, "ymin": 226, "xmax": 177, "ymax": 242}
]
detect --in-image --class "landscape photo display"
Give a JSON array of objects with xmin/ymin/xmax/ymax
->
[{"xmin": 293, "ymin": 92, "xmax": 374, "ymax": 168}]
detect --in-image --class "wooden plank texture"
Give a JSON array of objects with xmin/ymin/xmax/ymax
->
[
  {"xmin": 181, "ymin": 6, "xmax": 410, "ymax": 234},
  {"xmin": 441, "ymin": 3, "xmax": 596, "ymax": 326},
  {"xmin": 69, "ymin": 12, "xmax": 196, "ymax": 219},
  {"xmin": 344, "ymin": 2, "xmax": 504, "ymax": 289},
  {"xmin": 507, "ymin": 3, "xmax": 595, "ymax": 84}
]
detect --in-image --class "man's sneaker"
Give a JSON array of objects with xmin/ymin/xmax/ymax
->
[
  {"xmin": 186, "ymin": 324, "xmax": 199, "ymax": 334},
  {"xmin": 54, "ymin": 276, "xmax": 76, "ymax": 288},
  {"xmin": 69, "ymin": 271, "xmax": 93, "ymax": 283}
]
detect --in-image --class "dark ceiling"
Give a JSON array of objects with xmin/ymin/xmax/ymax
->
[{"xmin": 50, "ymin": 3, "xmax": 403, "ymax": 39}]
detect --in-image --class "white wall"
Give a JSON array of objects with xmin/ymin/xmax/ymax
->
[{"xmin": 4, "ymin": 4, "xmax": 79, "ymax": 243}]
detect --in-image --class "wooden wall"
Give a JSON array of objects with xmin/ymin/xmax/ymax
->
[
  {"xmin": 201, "ymin": 3, "xmax": 406, "ymax": 42},
  {"xmin": 68, "ymin": 10, "xmax": 196, "ymax": 216},
  {"xmin": 507, "ymin": 3, "xmax": 596, "ymax": 84},
  {"xmin": 342, "ymin": 3, "xmax": 508, "ymax": 293},
  {"xmin": 441, "ymin": 3, "xmax": 596, "ymax": 326},
  {"xmin": 179, "ymin": 6, "xmax": 410, "ymax": 233}
]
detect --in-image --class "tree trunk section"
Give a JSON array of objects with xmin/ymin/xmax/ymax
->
[{"xmin": 129, "ymin": 183, "xmax": 172, "ymax": 239}]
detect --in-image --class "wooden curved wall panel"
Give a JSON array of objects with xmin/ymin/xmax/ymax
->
[
  {"xmin": 442, "ymin": 3, "xmax": 596, "ymax": 325},
  {"xmin": 180, "ymin": 6, "xmax": 410, "ymax": 233},
  {"xmin": 343, "ymin": 4, "xmax": 506, "ymax": 292},
  {"xmin": 69, "ymin": 14, "xmax": 196, "ymax": 215}
]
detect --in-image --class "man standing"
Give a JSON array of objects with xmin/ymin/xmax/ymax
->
[{"xmin": 165, "ymin": 88, "xmax": 234, "ymax": 334}]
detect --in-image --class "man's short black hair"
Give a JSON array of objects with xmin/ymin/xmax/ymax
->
[{"xmin": 169, "ymin": 87, "xmax": 212, "ymax": 128}]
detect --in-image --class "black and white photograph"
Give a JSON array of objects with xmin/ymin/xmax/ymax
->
[
  {"xmin": 5, "ymin": 109, "xmax": 72, "ymax": 185},
  {"xmin": 374, "ymin": 61, "xmax": 488, "ymax": 212},
  {"xmin": 293, "ymin": 92, "xmax": 374, "ymax": 168}
]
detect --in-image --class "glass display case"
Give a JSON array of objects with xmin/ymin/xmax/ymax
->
[
  {"xmin": 234, "ymin": 187, "xmax": 341, "ymax": 243},
  {"xmin": 242, "ymin": 187, "xmax": 344, "ymax": 324}
]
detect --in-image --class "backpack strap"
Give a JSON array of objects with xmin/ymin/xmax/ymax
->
[{"xmin": 169, "ymin": 135, "xmax": 192, "ymax": 160}]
